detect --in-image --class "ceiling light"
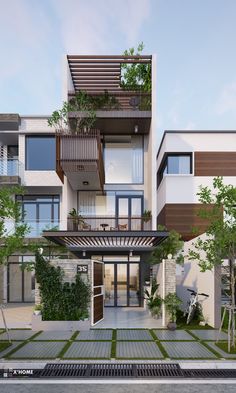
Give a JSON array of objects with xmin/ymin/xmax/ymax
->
[
  {"xmin": 83, "ymin": 181, "xmax": 89, "ymax": 186},
  {"xmin": 134, "ymin": 125, "xmax": 138, "ymax": 133}
]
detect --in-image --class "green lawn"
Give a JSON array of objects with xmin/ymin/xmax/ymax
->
[
  {"xmin": 0, "ymin": 342, "xmax": 12, "ymax": 352},
  {"xmin": 215, "ymin": 341, "xmax": 236, "ymax": 354}
]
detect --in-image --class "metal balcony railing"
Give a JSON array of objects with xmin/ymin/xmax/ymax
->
[{"xmin": 67, "ymin": 216, "xmax": 152, "ymax": 232}]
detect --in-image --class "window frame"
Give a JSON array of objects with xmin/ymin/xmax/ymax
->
[
  {"xmin": 157, "ymin": 152, "xmax": 192, "ymax": 188},
  {"xmin": 103, "ymin": 135, "xmax": 144, "ymax": 185},
  {"xmin": 25, "ymin": 135, "xmax": 56, "ymax": 171}
]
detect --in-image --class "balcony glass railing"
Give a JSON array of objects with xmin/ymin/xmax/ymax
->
[
  {"xmin": 67, "ymin": 216, "xmax": 152, "ymax": 232},
  {"xmin": 0, "ymin": 158, "xmax": 24, "ymax": 179},
  {"xmin": 3, "ymin": 220, "xmax": 60, "ymax": 238}
]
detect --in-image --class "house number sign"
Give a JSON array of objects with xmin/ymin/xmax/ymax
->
[{"xmin": 77, "ymin": 265, "xmax": 88, "ymax": 274}]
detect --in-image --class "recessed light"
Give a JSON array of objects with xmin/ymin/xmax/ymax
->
[{"xmin": 83, "ymin": 181, "xmax": 89, "ymax": 185}]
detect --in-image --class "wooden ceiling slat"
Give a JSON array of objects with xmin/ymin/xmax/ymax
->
[
  {"xmin": 70, "ymin": 65, "xmax": 121, "ymax": 70},
  {"xmin": 67, "ymin": 55, "xmax": 152, "ymax": 60},
  {"xmin": 73, "ymin": 77, "xmax": 120, "ymax": 81},
  {"xmin": 71, "ymin": 73, "xmax": 120, "ymax": 77},
  {"xmin": 68, "ymin": 59, "xmax": 151, "ymax": 64}
]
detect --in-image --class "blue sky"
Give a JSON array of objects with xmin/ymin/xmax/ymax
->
[{"xmin": 1, "ymin": 0, "xmax": 236, "ymax": 142}]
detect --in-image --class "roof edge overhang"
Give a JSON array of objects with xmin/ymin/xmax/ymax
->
[{"xmin": 43, "ymin": 230, "xmax": 169, "ymax": 252}]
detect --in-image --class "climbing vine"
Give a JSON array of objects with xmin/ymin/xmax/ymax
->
[{"xmin": 35, "ymin": 252, "xmax": 91, "ymax": 321}]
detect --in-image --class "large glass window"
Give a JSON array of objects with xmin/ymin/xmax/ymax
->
[
  {"xmin": 26, "ymin": 136, "xmax": 56, "ymax": 170},
  {"xmin": 157, "ymin": 153, "xmax": 192, "ymax": 186},
  {"xmin": 16, "ymin": 195, "xmax": 60, "ymax": 237},
  {"xmin": 104, "ymin": 135, "xmax": 143, "ymax": 184},
  {"xmin": 78, "ymin": 191, "xmax": 143, "ymax": 216}
]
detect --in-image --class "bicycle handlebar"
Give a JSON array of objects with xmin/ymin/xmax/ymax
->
[{"xmin": 187, "ymin": 289, "xmax": 209, "ymax": 297}]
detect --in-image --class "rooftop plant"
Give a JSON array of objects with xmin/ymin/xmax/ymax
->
[
  {"xmin": 48, "ymin": 90, "xmax": 119, "ymax": 134},
  {"xmin": 121, "ymin": 42, "xmax": 151, "ymax": 92}
]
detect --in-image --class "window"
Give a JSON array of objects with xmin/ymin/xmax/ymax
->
[
  {"xmin": 26, "ymin": 136, "xmax": 55, "ymax": 170},
  {"xmin": 157, "ymin": 153, "xmax": 192, "ymax": 186},
  {"xmin": 16, "ymin": 195, "xmax": 60, "ymax": 237},
  {"xmin": 104, "ymin": 135, "xmax": 143, "ymax": 184}
]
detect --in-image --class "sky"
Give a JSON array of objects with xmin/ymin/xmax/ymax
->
[{"xmin": 1, "ymin": 0, "xmax": 236, "ymax": 143}]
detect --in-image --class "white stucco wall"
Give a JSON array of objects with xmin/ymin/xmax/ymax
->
[
  {"xmin": 156, "ymin": 175, "xmax": 236, "ymax": 215},
  {"xmin": 157, "ymin": 132, "xmax": 236, "ymax": 169},
  {"xmin": 176, "ymin": 234, "xmax": 221, "ymax": 328}
]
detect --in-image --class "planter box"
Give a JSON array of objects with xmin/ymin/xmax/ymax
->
[{"xmin": 32, "ymin": 314, "xmax": 90, "ymax": 331}]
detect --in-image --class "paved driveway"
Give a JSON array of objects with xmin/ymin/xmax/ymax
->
[{"xmin": 0, "ymin": 304, "xmax": 33, "ymax": 329}]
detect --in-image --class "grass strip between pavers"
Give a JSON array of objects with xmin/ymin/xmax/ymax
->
[
  {"xmin": 0, "ymin": 342, "xmax": 12, "ymax": 353},
  {"xmin": 4, "ymin": 341, "xmax": 29, "ymax": 359},
  {"xmin": 215, "ymin": 341, "xmax": 236, "ymax": 355}
]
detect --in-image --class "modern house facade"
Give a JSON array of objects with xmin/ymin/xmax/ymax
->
[
  {"xmin": 1, "ymin": 56, "xmax": 233, "ymax": 328},
  {"xmin": 156, "ymin": 130, "xmax": 236, "ymax": 327},
  {"xmin": 0, "ymin": 54, "xmax": 170, "ymax": 326}
]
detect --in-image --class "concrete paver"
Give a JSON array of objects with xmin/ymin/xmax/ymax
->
[
  {"xmin": 117, "ymin": 329, "xmax": 153, "ymax": 341},
  {"xmin": 8, "ymin": 341, "xmax": 67, "ymax": 359},
  {"xmin": 33, "ymin": 331, "xmax": 74, "ymax": 341},
  {"xmin": 75, "ymin": 330, "xmax": 113, "ymax": 341},
  {"xmin": 153, "ymin": 330, "xmax": 194, "ymax": 341},
  {"xmin": 190, "ymin": 330, "xmax": 228, "ymax": 341},
  {"xmin": 162, "ymin": 341, "xmax": 217, "ymax": 359},
  {"xmin": 62, "ymin": 341, "xmax": 111, "ymax": 359},
  {"xmin": 116, "ymin": 341, "xmax": 164, "ymax": 358}
]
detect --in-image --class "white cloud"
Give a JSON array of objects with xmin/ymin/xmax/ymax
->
[
  {"xmin": 183, "ymin": 121, "xmax": 196, "ymax": 130},
  {"xmin": 51, "ymin": 0, "xmax": 151, "ymax": 53},
  {"xmin": 216, "ymin": 82, "xmax": 236, "ymax": 115}
]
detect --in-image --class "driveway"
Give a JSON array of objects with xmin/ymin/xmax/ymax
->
[{"xmin": 0, "ymin": 304, "xmax": 33, "ymax": 329}]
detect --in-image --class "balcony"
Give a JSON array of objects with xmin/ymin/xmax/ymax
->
[
  {"xmin": 67, "ymin": 216, "xmax": 152, "ymax": 232},
  {"xmin": 56, "ymin": 129, "xmax": 105, "ymax": 190},
  {"xmin": 67, "ymin": 55, "xmax": 152, "ymax": 134},
  {"xmin": 0, "ymin": 158, "xmax": 24, "ymax": 185}
]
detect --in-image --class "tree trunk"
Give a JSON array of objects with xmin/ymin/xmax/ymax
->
[{"xmin": 230, "ymin": 258, "xmax": 235, "ymax": 347}]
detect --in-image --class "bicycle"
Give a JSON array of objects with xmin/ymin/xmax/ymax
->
[{"xmin": 184, "ymin": 289, "xmax": 209, "ymax": 324}]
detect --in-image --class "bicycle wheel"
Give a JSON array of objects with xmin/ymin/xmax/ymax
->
[{"xmin": 187, "ymin": 305, "xmax": 196, "ymax": 324}]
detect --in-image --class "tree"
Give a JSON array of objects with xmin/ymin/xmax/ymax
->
[
  {"xmin": 187, "ymin": 176, "xmax": 236, "ymax": 349},
  {"xmin": 0, "ymin": 186, "xmax": 30, "ymax": 264},
  {"xmin": 121, "ymin": 42, "xmax": 151, "ymax": 92},
  {"xmin": 150, "ymin": 225, "xmax": 184, "ymax": 265},
  {"xmin": 0, "ymin": 186, "xmax": 31, "ymax": 342}
]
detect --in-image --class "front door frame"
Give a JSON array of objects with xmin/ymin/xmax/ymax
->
[{"xmin": 104, "ymin": 261, "xmax": 141, "ymax": 307}]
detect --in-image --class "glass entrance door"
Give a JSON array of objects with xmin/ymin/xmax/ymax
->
[{"xmin": 104, "ymin": 263, "xmax": 140, "ymax": 307}]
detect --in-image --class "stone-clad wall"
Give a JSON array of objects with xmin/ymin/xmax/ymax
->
[{"xmin": 155, "ymin": 258, "xmax": 176, "ymax": 326}]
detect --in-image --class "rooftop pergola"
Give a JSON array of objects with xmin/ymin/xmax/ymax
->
[{"xmin": 67, "ymin": 55, "xmax": 152, "ymax": 93}]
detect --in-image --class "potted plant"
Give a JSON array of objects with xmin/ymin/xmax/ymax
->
[
  {"xmin": 142, "ymin": 209, "xmax": 152, "ymax": 229},
  {"xmin": 68, "ymin": 208, "xmax": 84, "ymax": 230},
  {"xmin": 145, "ymin": 279, "xmax": 162, "ymax": 318},
  {"xmin": 164, "ymin": 293, "xmax": 182, "ymax": 330},
  {"xmin": 34, "ymin": 304, "xmax": 42, "ymax": 316}
]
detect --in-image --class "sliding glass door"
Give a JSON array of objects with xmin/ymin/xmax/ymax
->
[
  {"xmin": 116, "ymin": 196, "xmax": 143, "ymax": 230},
  {"xmin": 104, "ymin": 263, "xmax": 140, "ymax": 307}
]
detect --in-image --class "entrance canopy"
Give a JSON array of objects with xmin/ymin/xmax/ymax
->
[{"xmin": 43, "ymin": 230, "xmax": 168, "ymax": 253}]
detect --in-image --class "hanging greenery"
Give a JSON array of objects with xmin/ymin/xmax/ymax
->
[
  {"xmin": 35, "ymin": 252, "xmax": 91, "ymax": 321},
  {"xmin": 48, "ymin": 90, "xmax": 119, "ymax": 134}
]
